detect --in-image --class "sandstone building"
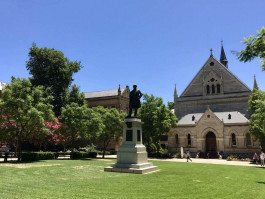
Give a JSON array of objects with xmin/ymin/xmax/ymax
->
[
  {"xmin": 84, "ymin": 85, "xmax": 130, "ymax": 113},
  {"xmin": 84, "ymin": 85, "xmax": 130, "ymax": 152},
  {"xmin": 166, "ymin": 46, "xmax": 260, "ymax": 157}
]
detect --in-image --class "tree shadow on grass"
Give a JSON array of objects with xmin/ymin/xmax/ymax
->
[
  {"xmin": 0, "ymin": 160, "xmax": 46, "ymax": 164},
  {"xmin": 257, "ymin": 182, "xmax": 265, "ymax": 184},
  {"xmin": 79, "ymin": 158, "xmax": 94, "ymax": 161}
]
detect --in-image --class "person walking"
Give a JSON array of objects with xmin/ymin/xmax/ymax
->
[
  {"xmin": 254, "ymin": 152, "xmax": 258, "ymax": 165},
  {"xmin": 260, "ymin": 151, "xmax": 265, "ymax": 167},
  {"xmin": 187, "ymin": 151, "xmax": 192, "ymax": 162},
  {"xmin": 4, "ymin": 146, "xmax": 9, "ymax": 162}
]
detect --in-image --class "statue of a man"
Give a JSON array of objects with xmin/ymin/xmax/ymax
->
[{"xmin": 127, "ymin": 85, "xmax": 142, "ymax": 118}]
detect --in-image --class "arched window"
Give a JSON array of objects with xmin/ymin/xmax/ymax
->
[
  {"xmin": 187, "ymin": 134, "xmax": 191, "ymax": 146},
  {"xmin": 246, "ymin": 133, "xmax": 251, "ymax": 146},
  {"xmin": 217, "ymin": 84, "xmax": 221, "ymax": 93},
  {"xmin": 212, "ymin": 85, "xmax": 215, "ymax": 94},
  {"xmin": 207, "ymin": 85, "xmax": 210, "ymax": 94},
  {"xmin": 231, "ymin": 133, "xmax": 236, "ymax": 146},
  {"xmin": 205, "ymin": 75, "xmax": 222, "ymax": 96},
  {"xmin": 175, "ymin": 134, "xmax": 178, "ymax": 146}
]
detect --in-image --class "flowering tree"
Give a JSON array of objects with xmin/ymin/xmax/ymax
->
[{"xmin": 0, "ymin": 77, "xmax": 55, "ymax": 162}]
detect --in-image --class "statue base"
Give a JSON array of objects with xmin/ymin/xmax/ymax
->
[{"xmin": 104, "ymin": 118, "xmax": 158, "ymax": 174}]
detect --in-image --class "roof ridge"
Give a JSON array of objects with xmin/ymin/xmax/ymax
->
[{"xmin": 84, "ymin": 88, "xmax": 125, "ymax": 94}]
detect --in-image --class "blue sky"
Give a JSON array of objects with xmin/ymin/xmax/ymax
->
[{"xmin": 0, "ymin": 0, "xmax": 264, "ymax": 103}]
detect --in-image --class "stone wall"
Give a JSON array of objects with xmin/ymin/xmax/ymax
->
[
  {"xmin": 175, "ymin": 95, "xmax": 250, "ymax": 119},
  {"xmin": 167, "ymin": 114, "xmax": 260, "ymax": 155}
]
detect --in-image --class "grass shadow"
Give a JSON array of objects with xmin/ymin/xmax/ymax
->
[
  {"xmin": 79, "ymin": 158, "xmax": 94, "ymax": 161},
  {"xmin": 257, "ymin": 182, "xmax": 265, "ymax": 184},
  {"xmin": 0, "ymin": 160, "xmax": 46, "ymax": 164}
]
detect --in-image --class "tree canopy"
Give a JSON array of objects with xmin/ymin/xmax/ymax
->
[
  {"xmin": 237, "ymin": 26, "xmax": 265, "ymax": 70},
  {"xmin": 248, "ymin": 89, "xmax": 265, "ymax": 149},
  {"xmin": 92, "ymin": 106, "xmax": 124, "ymax": 158},
  {"xmin": 67, "ymin": 84, "xmax": 85, "ymax": 106},
  {"xmin": 60, "ymin": 103, "xmax": 103, "ymax": 151},
  {"xmin": 26, "ymin": 44, "xmax": 83, "ymax": 116},
  {"xmin": 0, "ymin": 77, "xmax": 55, "ymax": 161},
  {"xmin": 238, "ymin": 27, "xmax": 265, "ymax": 149},
  {"xmin": 139, "ymin": 94, "xmax": 177, "ymax": 152}
]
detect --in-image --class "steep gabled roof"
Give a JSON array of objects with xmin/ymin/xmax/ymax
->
[
  {"xmin": 180, "ymin": 56, "xmax": 251, "ymax": 97},
  {"xmin": 84, "ymin": 88, "xmax": 125, "ymax": 99},
  {"xmin": 178, "ymin": 111, "xmax": 247, "ymax": 125}
]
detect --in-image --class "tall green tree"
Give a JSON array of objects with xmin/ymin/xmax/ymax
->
[
  {"xmin": 139, "ymin": 94, "xmax": 177, "ymax": 153},
  {"xmin": 93, "ymin": 106, "xmax": 124, "ymax": 158},
  {"xmin": 237, "ymin": 26, "xmax": 265, "ymax": 70},
  {"xmin": 60, "ymin": 103, "xmax": 103, "ymax": 152},
  {"xmin": 26, "ymin": 44, "xmax": 83, "ymax": 116},
  {"xmin": 167, "ymin": 102, "xmax": 175, "ymax": 110},
  {"xmin": 0, "ymin": 77, "xmax": 55, "ymax": 161},
  {"xmin": 238, "ymin": 27, "xmax": 265, "ymax": 149},
  {"xmin": 248, "ymin": 89, "xmax": 265, "ymax": 149},
  {"xmin": 67, "ymin": 84, "xmax": 85, "ymax": 106}
]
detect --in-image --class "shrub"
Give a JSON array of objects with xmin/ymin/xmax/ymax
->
[
  {"xmin": 98, "ymin": 151, "xmax": 111, "ymax": 155},
  {"xmin": 226, "ymin": 154, "xmax": 239, "ymax": 161},
  {"xmin": 70, "ymin": 151, "xmax": 97, "ymax": 159},
  {"xmin": 86, "ymin": 144, "xmax": 98, "ymax": 152},
  {"xmin": 175, "ymin": 152, "xmax": 182, "ymax": 158},
  {"xmin": 21, "ymin": 152, "xmax": 59, "ymax": 161},
  {"xmin": 148, "ymin": 151, "xmax": 173, "ymax": 159}
]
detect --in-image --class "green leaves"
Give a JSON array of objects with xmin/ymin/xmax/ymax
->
[
  {"xmin": 26, "ymin": 44, "xmax": 83, "ymax": 116},
  {"xmin": 238, "ymin": 26, "xmax": 265, "ymax": 70},
  {"xmin": 139, "ymin": 94, "xmax": 177, "ymax": 151},
  {"xmin": 248, "ymin": 89, "xmax": 265, "ymax": 149},
  {"xmin": 0, "ymin": 77, "xmax": 55, "ymax": 161}
]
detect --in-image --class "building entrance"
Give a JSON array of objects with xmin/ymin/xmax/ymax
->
[{"xmin": 206, "ymin": 131, "xmax": 217, "ymax": 155}]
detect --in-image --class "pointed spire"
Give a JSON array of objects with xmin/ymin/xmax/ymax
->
[
  {"xmin": 118, "ymin": 84, "xmax": 121, "ymax": 95},
  {"xmin": 220, "ymin": 42, "xmax": 228, "ymax": 68},
  {"xmin": 210, "ymin": 48, "xmax": 213, "ymax": 57},
  {"xmin": 174, "ymin": 84, "xmax": 178, "ymax": 97},
  {"xmin": 253, "ymin": 75, "xmax": 259, "ymax": 90},
  {"xmin": 174, "ymin": 84, "xmax": 178, "ymax": 102}
]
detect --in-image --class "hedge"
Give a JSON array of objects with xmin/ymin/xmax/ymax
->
[
  {"xmin": 70, "ymin": 151, "xmax": 97, "ymax": 159},
  {"xmin": 148, "ymin": 152, "xmax": 173, "ymax": 159},
  {"xmin": 21, "ymin": 152, "xmax": 59, "ymax": 161}
]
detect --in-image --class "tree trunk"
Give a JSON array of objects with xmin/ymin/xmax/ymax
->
[
  {"xmin": 102, "ymin": 139, "xmax": 111, "ymax": 159},
  {"xmin": 102, "ymin": 140, "xmax": 106, "ymax": 159},
  {"xmin": 156, "ymin": 143, "xmax": 160, "ymax": 154},
  {"xmin": 17, "ymin": 134, "xmax": 22, "ymax": 162}
]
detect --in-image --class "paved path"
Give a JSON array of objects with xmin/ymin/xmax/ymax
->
[
  {"xmin": 149, "ymin": 157, "xmax": 258, "ymax": 167},
  {"xmin": 99, "ymin": 155, "xmax": 261, "ymax": 167},
  {"xmin": 1, "ymin": 155, "xmax": 262, "ymax": 167}
]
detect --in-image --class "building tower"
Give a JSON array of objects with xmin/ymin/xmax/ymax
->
[
  {"xmin": 253, "ymin": 75, "xmax": 259, "ymax": 90},
  {"xmin": 220, "ymin": 44, "xmax": 228, "ymax": 68}
]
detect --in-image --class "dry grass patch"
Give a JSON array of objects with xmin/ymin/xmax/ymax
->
[
  {"xmin": 0, "ymin": 163, "xmax": 62, "ymax": 169},
  {"xmin": 96, "ymin": 159, "xmax": 112, "ymax": 161}
]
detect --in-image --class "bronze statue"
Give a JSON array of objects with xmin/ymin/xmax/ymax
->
[{"xmin": 127, "ymin": 85, "xmax": 142, "ymax": 118}]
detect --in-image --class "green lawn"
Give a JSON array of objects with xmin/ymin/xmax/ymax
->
[{"xmin": 0, "ymin": 159, "xmax": 264, "ymax": 199}]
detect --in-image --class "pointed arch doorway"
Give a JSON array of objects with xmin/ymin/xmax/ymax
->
[{"xmin": 205, "ymin": 131, "xmax": 217, "ymax": 152}]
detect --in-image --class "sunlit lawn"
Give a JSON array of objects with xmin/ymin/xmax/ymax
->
[{"xmin": 0, "ymin": 159, "xmax": 264, "ymax": 199}]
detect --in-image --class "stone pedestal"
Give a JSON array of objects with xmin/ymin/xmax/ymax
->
[{"xmin": 104, "ymin": 118, "xmax": 158, "ymax": 174}]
